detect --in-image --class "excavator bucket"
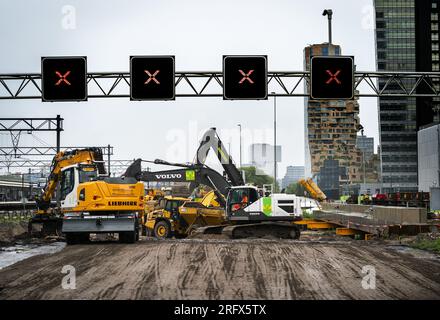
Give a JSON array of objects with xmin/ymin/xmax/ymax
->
[{"xmin": 123, "ymin": 158, "xmax": 142, "ymax": 178}]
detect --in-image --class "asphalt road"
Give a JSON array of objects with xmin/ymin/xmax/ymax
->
[{"xmin": 0, "ymin": 238, "xmax": 439, "ymax": 299}]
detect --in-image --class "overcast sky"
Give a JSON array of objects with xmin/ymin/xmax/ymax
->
[{"xmin": 0, "ymin": 0, "xmax": 378, "ymax": 177}]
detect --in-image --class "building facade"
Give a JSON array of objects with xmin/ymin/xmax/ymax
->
[
  {"xmin": 356, "ymin": 135, "xmax": 375, "ymax": 161},
  {"xmin": 374, "ymin": 0, "xmax": 440, "ymax": 192},
  {"xmin": 317, "ymin": 159, "xmax": 347, "ymax": 200},
  {"xmin": 418, "ymin": 123, "xmax": 440, "ymax": 192},
  {"xmin": 304, "ymin": 43, "xmax": 363, "ymax": 186},
  {"xmin": 281, "ymin": 165, "xmax": 305, "ymax": 189}
]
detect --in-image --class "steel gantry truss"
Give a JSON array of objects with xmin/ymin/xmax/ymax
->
[
  {"xmin": 0, "ymin": 146, "xmax": 113, "ymax": 157},
  {"xmin": 0, "ymin": 159, "xmax": 137, "ymax": 177},
  {"xmin": 0, "ymin": 116, "xmax": 64, "ymax": 158},
  {"xmin": 0, "ymin": 71, "xmax": 439, "ymax": 98},
  {"xmin": 0, "ymin": 145, "xmax": 115, "ymax": 174},
  {"xmin": 0, "ymin": 116, "xmax": 63, "ymax": 131},
  {"xmin": 0, "ymin": 158, "xmax": 127, "ymax": 168}
]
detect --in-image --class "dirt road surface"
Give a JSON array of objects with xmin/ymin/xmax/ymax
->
[{"xmin": 0, "ymin": 239, "xmax": 439, "ymax": 299}]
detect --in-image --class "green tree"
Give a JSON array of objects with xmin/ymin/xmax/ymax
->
[
  {"xmin": 240, "ymin": 166, "xmax": 279, "ymax": 190},
  {"xmin": 285, "ymin": 182, "xmax": 306, "ymax": 196}
]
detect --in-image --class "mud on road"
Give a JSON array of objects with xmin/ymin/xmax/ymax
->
[{"xmin": 0, "ymin": 238, "xmax": 439, "ymax": 300}]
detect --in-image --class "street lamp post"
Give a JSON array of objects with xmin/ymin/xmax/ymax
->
[
  {"xmin": 272, "ymin": 92, "xmax": 277, "ymax": 192},
  {"xmin": 237, "ymin": 124, "xmax": 242, "ymax": 168},
  {"xmin": 362, "ymin": 150, "xmax": 366, "ymax": 185},
  {"xmin": 322, "ymin": 9, "xmax": 333, "ymax": 44}
]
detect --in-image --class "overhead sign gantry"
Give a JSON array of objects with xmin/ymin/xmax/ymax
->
[{"xmin": 0, "ymin": 55, "xmax": 439, "ymax": 100}]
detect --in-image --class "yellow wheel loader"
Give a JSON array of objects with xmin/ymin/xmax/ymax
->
[{"xmin": 143, "ymin": 192, "xmax": 226, "ymax": 239}]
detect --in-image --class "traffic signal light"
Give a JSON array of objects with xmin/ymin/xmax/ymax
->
[
  {"xmin": 310, "ymin": 56, "xmax": 354, "ymax": 100},
  {"xmin": 41, "ymin": 56, "xmax": 87, "ymax": 102},
  {"xmin": 223, "ymin": 55, "xmax": 267, "ymax": 100},
  {"xmin": 130, "ymin": 56, "xmax": 175, "ymax": 100}
]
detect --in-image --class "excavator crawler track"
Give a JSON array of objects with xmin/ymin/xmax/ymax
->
[
  {"xmin": 222, "ymin": 222, "xmax": 301, "ymax": 239},
  {"xmin": 188, "ymin": 224, "xmax": 229, "ymax": 239},
  {"xmin": 189, "ymin": 222, "xmax": 301, "ymax": 240}
]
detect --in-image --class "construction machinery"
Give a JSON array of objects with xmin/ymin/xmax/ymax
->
[
  {"xmin": 143, "ymin": 193, "xmax": 226, "ymax": 238},
  {"xmin": 299, "ymin": 178, "xmax": 327, "ymax": 202},
  {"xmin": 124, "ymin": 128, "xmax": 303, "ymax": 239},
  {"xmin": 199, "ymin": 184, "xmax": 303, "ymax": 239},
  {"xmin": 31, "ymin": 148, "xmax": 145, "ymax": 244},
  {"xmin": 124, "ymin": 158, "xmax": 230, "ymax": 237}
]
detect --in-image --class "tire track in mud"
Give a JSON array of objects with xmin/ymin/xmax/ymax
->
[{"xmin": 0, "ymin": 239, "xmax": 439, "ymax": 300}]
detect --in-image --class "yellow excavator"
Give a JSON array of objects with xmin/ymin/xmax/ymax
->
[
  {"xmin": 31, "ymin": 148, "xmax": 145, "ymax": 244},
  {"xmin": 298, "ymin": 178, "xmax": 327, "ymax": 202}
]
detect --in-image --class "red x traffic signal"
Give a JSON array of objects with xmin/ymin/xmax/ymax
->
[
  {"xmin": 310, "ymin": 56, "xmax": 354, "ymax": 100},
  {"xmin": 223, "ymin": 55, "xmax": 267, "ymax": 100},
  {"xmin": 130, "ymin": 56, "xmax": 175, "ymax": 100},
  {"xmin": 41, "ymin": 56, "xmax": 87, "ymax": 102}
]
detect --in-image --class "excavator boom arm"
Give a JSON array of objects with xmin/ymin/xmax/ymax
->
[
  {"xmin": 124, "ymin": 160, "xmax": 230, "ymax": 207},
  {"xmin": 195, "ymin": 128, "xmax": 244, "ymax": 186}
]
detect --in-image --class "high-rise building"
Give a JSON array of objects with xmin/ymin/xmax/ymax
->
[
  {"xmin": 416, "ymin": 1, "xmax": 440, "ymax": 126},
  {"xmin": 248, "ymin": 143, "xmax": 281, "ymax": 176},
  {"xmin": 374, "ymin": 0, "xmax": 440, "ymax": 192},
  {"xmin": 417, "ymin": 123, "xmax": 440, "ymax": 192},
  {"xmin": 304, "ymin": 43, "xmax": 362, "ymax": 185},
  {"xmin": 317, "ymin": 159, "xmax": 347, "ymax": 200},
  {"xmin": 281, "ymin": 166, "xmax": 305, "ymax": 189}
]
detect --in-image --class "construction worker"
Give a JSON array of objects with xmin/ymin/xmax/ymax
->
[{"xmin": 241, "ymin": 192, "xmax": 249, "ymax": 207}]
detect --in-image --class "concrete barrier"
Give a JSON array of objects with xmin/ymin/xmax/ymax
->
[{"xmin": 320, "ymin": 203, "xmax": 427, "ymax": 224}]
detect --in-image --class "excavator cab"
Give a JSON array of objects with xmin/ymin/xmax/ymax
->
[
  {"xmin": 59, "ymin": 164, "xmax": 99, "ymax": 209},
  {"xmin": 226, "ymin": 186, "xmax": 302, "ymax": 222},
  {"xmin": 227, "ymin": 187, "xmax": 260, "ymax": 213}
]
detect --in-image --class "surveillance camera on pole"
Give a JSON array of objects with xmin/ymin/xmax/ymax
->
[{"xmin": 322, "ymin": 9, "xmax": 333, "ymax": 44}]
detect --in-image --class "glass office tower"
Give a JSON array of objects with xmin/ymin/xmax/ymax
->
[{"xmin": 374, "ymin": 0, "xmax": 439, "ymax": 192}]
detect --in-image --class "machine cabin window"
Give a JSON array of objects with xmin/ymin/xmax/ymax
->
[
  {"xmin": 79, "ymin": 167, "xmax": 98, "ymax": 183},
  {"xmin": 165, "ymin": 200, "xmax": 185, "ymax": 213},
  {"xmin": 228, "ymin": 188, "xmax": 260, "ymax": 211},
  {"xmin": 60, "ymin": 168, "xmax": 75, "ymax": 200}
]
